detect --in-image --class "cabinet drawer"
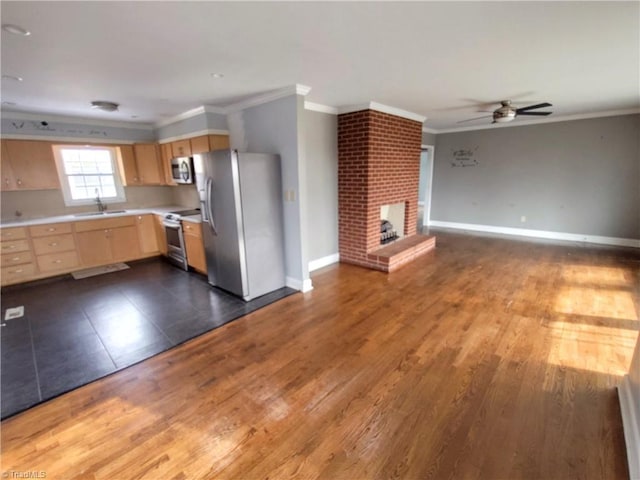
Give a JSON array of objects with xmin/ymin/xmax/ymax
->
[
  {"xmin": 74, "ymin": 216, "xmax": 135, "ymax": 232},
  {"xmin": 182, "ymin": 221, "xmax": 202, "ymax": 238},
  {"xmin": 0, "ymin": 239, "xmax": 30, "ymax": 254},
  {"xmin": 1, "ymin": 251, "xmax": 33, "ymax": 267},
  {"xmin": 0, "ymin": 227, "xmax": 27, "ymax": 240},
  {"xmin": 36, "ymin": 251, "xmax": 79, "ymax": 273},
  {"xmin": 32, "ymin": 234, "xmax": 76, "ymax": 255},
  {"xmin": 1, "ymin": 263, "xmax": 37, "ymax": 285},
  {"xmin": 30, "ymin": 222, "xmax": 73, "ymax": 237}
]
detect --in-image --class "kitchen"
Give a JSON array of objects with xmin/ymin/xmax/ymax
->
[{"xmin": 1, "ymin": 125, "xmax": 299, "ymax": 419}]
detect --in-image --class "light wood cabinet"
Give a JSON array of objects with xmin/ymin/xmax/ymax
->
[
  {"xmin": 30, "ymin": 222, "xmax": 78, "ymax": 275},
  {"xmin": 133, "ymin": 144, "xmax": 163, "ymax": 185},
  {"xmin": 154, "ymin": 215, "xmax": 168, "ymax": 255},
  {"xmin": 171, "ymin": 139, "xmax": 191, "ymax": 158},
  {"xmin": 0, "ymin": 227, "xmax": 36, "ymax": 286},
  {"xmin": 1, "ymin": 140, "xmax": 17, "ymax": 191},
  {"xmin": 159, "ymin": 143, "xmax": 176, "ymax": 186},
  {"xmin": 136, "ymin": 214, "xmax": 159, "ymax": 254},
  {"xmin": 190, "ymin": 135, "xmax": 230, "ymax": 154},
  {"xmin": 75, "ymin": 216, "xmax": 141, "ymax": 267},
  {"xmin": 118, "ymin": 144, "xmax": 164, "ymax": 186},
  {"xmin": 183, "ymin": 221, "xmax": 206, "ymax": 273},
  {"xmin": 1, "ymin": 139, "xmax": 60, "ymax": 190}
]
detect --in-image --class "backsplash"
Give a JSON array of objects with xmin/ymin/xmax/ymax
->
[
  {"xmin": 1, "ymin": 186, "xmax": 177, "ymax": 221},
  {"xmin": 171, "ymin": 184, "xmax": 200, "ymax": 209}
]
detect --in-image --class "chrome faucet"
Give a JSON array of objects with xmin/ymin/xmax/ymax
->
[{"xmin": 95, "ymin": 189, "xmax": 107, "ymax": 212}]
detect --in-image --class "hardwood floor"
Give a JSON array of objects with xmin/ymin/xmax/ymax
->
[{"xmin": 2, "ymin": 232, "xmax": 638, "ymax": 479}]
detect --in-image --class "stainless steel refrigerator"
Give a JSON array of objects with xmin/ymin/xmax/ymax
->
[{"xmin": 193, "ymin": 150, "xmax": 286, "ymax": 301}]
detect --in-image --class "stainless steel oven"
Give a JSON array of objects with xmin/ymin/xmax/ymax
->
[{"xmin": 162, "ymin": 209, "xmax": 201, "ymax": 271}]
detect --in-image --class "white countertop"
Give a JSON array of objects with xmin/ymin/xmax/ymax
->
[{"xmin": 1, "ymin": 206, "xmax": 202, "ymax": 228}]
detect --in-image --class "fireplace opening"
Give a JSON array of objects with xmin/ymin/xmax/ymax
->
[{"xmin": 380, "ymin": 202, "xmax": 405, "ymax": 245}]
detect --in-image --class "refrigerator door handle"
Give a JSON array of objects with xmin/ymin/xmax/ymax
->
[{"xmin": 205, "ymin": 176, "xmax": 217, "ymax": 235}]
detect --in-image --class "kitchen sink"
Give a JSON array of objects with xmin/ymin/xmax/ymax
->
[{"xmin": 74, "ymin": 210, "xmax": 127, "ymax": 217}]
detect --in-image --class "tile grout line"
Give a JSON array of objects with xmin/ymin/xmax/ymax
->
[
  {"xmin": 118, "ymin": 285, "xmax": 177, "ymax": 347},
  {"xmin": 81, "ymin": 304, "xmax": 118, "ymax": 371},
  {"xmin": 26, "ymin": 315, "xmax": 43, "ymax": 402}
]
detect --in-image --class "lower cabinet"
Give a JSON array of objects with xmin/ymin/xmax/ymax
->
[
  {"xmin": 30, "ymin": 223, "xmax": 79, "ymax": 274},
  {"xmin": 136, "ymin": 214, "xmax": 159, "ymax": 254},
  {"xmin": 75, "ymin": 217, "xmax": 141, "ymax": 267},
  {"xmin": 154, "ymin": 214, "xmax": 168, "ymax": 255},
  {"xmin": 183, "ymin": 221, "xmax": 206, "ymax": 273}
]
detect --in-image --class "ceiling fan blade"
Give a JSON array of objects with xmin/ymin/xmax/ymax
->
[
  {"xmin": 457, "ymin": 114, "xmax": 492, "ymax": 124},
  {"xmin": 516, "ymin": 102, "xmax": 552, "ymax": 113},
  {"xmin": 517, "ymin": 111, "xmax": 552, "ymax": 116}
]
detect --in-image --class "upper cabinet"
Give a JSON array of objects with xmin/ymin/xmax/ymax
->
[
  {"xmin": 190, "ymin": 135, "xmax": 230, "ymax": 154},
  {"xmin": 171, "ymin": 139, "xmax": 191, "ymax": 158},
  {"xmin": 118, "ymin": 143, "xmax": 164, "ymax": 186},
  {"xmin": 1, "ymin": 140, "xmax": 60, "ymax": 191}
]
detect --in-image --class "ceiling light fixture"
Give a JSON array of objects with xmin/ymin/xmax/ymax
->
[
  {"xmin": 90, "ymin": 100, "xmax": 119, "ymax": 112},
  {"xmin": 2, "ymin": 75, "xmax": 23, "ymax": 82},
  {"xmin": 211, "ymin": 73, "xmax": 224, "ymax": 79},
  {"xmin": 2, "ymin": 24, "xmax": 31, "ymax": 36}
]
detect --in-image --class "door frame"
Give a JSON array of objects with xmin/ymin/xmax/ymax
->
[{"xmin": 420, "ymin": 144, "xmax": 435, "ymax": 228}]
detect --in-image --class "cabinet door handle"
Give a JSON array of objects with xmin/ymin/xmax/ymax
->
[
  {"xmin": 47, "ymin": 228, "xmax": 56, "ymax": 232},
  {"xmin": 4, "ymin": 232, "xmax": 13, "ymax": 237},
  {"xmin": 49, "ymin": 242, "xmax": 58, "ymax": 246},
  {"xmin": 3, "ymin": 245, "xmax": 16, "ymax": 250},
  {"xmin": 13, "ymin": 269, "xmax": 23, "ymax": 273},
  {"xmin": 11, "ymin": 257, "xmax": 20, "ymax": 261},
  {"xmin": 53, "ymin": 259, "xmax": 62, "ymax": 264},
  {"xmin": 16, "ymin": 179, "xmax": 22, "ymax": 186}
]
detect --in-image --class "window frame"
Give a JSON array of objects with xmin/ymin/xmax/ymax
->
[{"xmin": 52, "ymin": 144, "xmax": 127, "ymax": 207}]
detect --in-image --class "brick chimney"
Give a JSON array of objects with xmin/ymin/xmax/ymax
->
[{"xmin": 338, "ymin": 108, "xmax": 434, "ymax": 272}]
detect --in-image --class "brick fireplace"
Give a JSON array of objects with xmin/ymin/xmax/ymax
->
[{"xmin": 338, "ymin": 108, "xmax": 436, "ymax": 272}]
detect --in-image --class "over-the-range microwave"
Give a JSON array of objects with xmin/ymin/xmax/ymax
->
[{"xmin": 171, "ymin": 156, "xmax": 195, "ymax": 184}]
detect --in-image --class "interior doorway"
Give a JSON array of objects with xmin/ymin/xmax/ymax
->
[{"xmin": 417, "ymin": 146, "xmax": 434, "ymax": 233}]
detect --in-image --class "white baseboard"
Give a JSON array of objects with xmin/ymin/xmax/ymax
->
[
  {"xmin": 308, "ymin": 253, "xmax": 340, "ymax": 272},
  {"xmin": 428, "ymin": 220, "xmax": 640, "ymax": 249},
  {"xmin": 285, "ymin": 276, "xmax": 314, "ymax": 293},
  {"xmin": 618, "ymin": 375, "xmax": 640, "ymax": 480}
]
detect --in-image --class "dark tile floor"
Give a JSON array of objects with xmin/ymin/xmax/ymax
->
[{"xmin": 0, "ymin": 259, "xmax": 296, "ymax": 419}]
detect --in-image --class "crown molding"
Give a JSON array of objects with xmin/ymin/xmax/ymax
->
[
  {"xmin": 435, "ymin": 108, "xmax": 640, "ymax": 134},
  {"xmin": 0, "ymin": 110, "xmax": 154, "ymax": 130},
  {"xmin": 304, "ymin": 102, "xmax": 338, "ymax": 115},
  {"xmin": 225, "ymin": 84, "xmax": 312, "ymax": 113},
  {"xmin": 338, "ymin": 102, "xmax": 426, "ymax": 123}
]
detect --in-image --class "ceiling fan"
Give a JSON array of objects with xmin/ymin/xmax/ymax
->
[{"xmin": 459, "ymin": 100, "xmax": 553, "ymax": 124}]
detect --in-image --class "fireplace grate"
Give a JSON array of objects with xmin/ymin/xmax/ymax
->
[{"xmin": 380, "ymin": 220, "xmax": 399, "ymax": 245}]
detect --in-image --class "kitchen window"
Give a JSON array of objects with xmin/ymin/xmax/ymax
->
[{"xmin": 53, "ymin": 145, "xmax": 126, "ymax": 206}]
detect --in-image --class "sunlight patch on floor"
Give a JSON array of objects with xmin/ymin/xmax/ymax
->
[
  {"xmin": 545, "ymin": 320, "xmax": 639, "ymax": 376},
  {"xmin": 555, "ymin": 286, "xmax": 638, "ymax": 321},
  {"xmin": 560, "ymin": 264, "xmax": 632, "ymax": 287}
]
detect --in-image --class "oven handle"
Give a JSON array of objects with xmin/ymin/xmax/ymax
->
[{"xmin": 205, "ymin": 176, "xmax": 217, "ymax": 236}]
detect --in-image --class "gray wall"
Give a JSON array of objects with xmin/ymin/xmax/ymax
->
[
  {"xmin": 155, "ymin": 111, "xmax": 228, "ymax": 141},
  {"xmin": 303, "ymin": 109, "xmax": 338, "ymax": 261},
  {"xmin": 422, "ymin": 131, "xmax": 436, "ymax": 146},
  {"xmin": 431, "ymin": 114, "xmax": 640, "ymax": 239},
  {"xmin": 241, "ymin": 94, "xmax": 309, "ymax": 286},
  {"xmin": 1, "ymin": 114, "xmax": 155, "ymax": 142}
]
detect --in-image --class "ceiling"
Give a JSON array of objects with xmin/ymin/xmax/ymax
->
[{"xmin": 1, "ymin": 2, "xmax": 638, "ymax": 131}]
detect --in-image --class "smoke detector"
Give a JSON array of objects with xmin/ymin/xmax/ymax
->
[{"xmin": 90, "ymin": 100, "xmax": 119, "ymax": 112}]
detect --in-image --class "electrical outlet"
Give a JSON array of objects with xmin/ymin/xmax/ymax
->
[{"xmin": 520, "ymin": 215, "xmax": 526, "ymax": 223}]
